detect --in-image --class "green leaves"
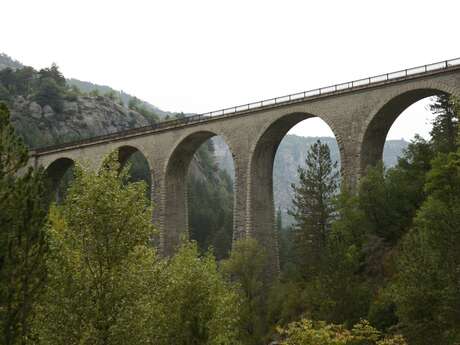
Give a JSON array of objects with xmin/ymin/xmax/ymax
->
[
  {"xmin": 35, "ymin": 156, "xmax": 157, "ymax": 345},
  {"xmin": 277, "ymin": 319, "xmax": 407, "ymax": 345},
  {"xmin": 391, "ymin": 148, "xmax": 460, "ymax": 345},
  {"xmin": 0, "ymin": 103, "xmax": 48, "ymax": 345},
  {"xmin": 152, "ymin": 242, "xmax": 242, "ymax": 345},
  {"xmin": 35, "ymin": 156, "xmax": 242, "ymax": 345}
]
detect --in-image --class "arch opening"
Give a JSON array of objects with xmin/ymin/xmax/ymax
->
[
  {"xmin": 44, "ymin": 157, "xmax": 75, "ymax": 204},
  {"xmin": 361, "ymin": 89, "xmax": 451, "ymax": 172},
  {"xmin": 250, "ymin": 113, "xmax": 342, "ymax": 271},
  {"xmin": 104, "ymin": 145, "xmax": 152, "ymax": 200},
  {"xmin": 164, "ymin": 131, "xmax": 235, "ymax": 258}
]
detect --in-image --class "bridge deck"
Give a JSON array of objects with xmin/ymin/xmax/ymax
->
[{"xmin": 32, "ymin": 57, "xmax": 460, "ymax": 156}]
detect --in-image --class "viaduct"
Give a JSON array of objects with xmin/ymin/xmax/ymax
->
[{"xmin": 29, "ymin": 58, "xmax": 460, "ymax": 270}]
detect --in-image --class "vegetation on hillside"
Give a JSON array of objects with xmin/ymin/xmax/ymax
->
[{"xmin": 0, "ymin": 63, "xmax": 160, "ymax": 125}]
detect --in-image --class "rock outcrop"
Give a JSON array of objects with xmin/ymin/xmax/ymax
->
[{"xmin": 9, "ymin": 95, "xmax": 151, "ymax": 148}]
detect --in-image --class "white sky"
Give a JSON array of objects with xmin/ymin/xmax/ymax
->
[{"xmin": 1, "ymin": 0, "xmax": 458, "ymax": 140}]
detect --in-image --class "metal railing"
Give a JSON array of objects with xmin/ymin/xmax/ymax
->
[{"xmin": 34, "ymin": 57, "xmax": 460, "ymax": 154}]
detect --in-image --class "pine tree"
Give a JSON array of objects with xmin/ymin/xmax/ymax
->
[
  {"xmin": 0, "ymin": 103, "xmax": 48, "ymax": 345},
  {"xmin": 429, "ymin": 94, "xmax": 459, "ymax": 154},
  {"xmin": 288, "ymin": 140, "xmax": 339, "ymax": 276}
]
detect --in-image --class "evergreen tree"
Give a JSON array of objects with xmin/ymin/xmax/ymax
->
[
  {"xmin": 0, "ymin": 68, "xmax": 16, "ymax": 94},
  {"xmin": 37, "ymin": 64, "xmax": 66, "ymax": 88},
  {"xmin": 288, "ymin": 140, "xmax": 339, "ymax": 276},
  {"xmin": 0, "ymin": 103, "xmax": 48, "ymax": 345},
  {"xmin": 0, "ymin": 84, "xmax": 11, "ymax": 104},
  {"xmin": 188, "ymin": 142, "xmax": 234, "ymax": 260},
  {"xmin": 391, "ymin": 151, "xmax": 460, "ymax": 345},
  {"xmin": 429, "ymin": 94, "xmax": 459, "ymax": 154}
]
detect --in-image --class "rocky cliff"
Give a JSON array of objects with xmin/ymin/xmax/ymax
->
[{"xmin": 10, "ymin": 95, "xmax": 151, "ymax": 148}]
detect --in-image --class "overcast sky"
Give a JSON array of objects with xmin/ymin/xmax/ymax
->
[{"xmin": 1, "ymin": 0, "xmax": 458, "ymax": 140}]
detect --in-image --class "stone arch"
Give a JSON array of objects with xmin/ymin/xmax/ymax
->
[
  {"xmin": 360, "ymin": 81, "xmax": 460, "ymax": 173},
  {"xmin": 100, "ymin": 144, "xmax": 154, "ymax": 203},
  {"xmin": 248, "ymin": 112, "xmax": 343, "ymax": 273},
  {"xmin": 44, "ymin": 157, "xmax": 75, "ymax": 203},
  {"xmin": 162, "ymin": 130, "xmax": 236, "ymax": 255},
  {"xmin": 99, "ymin": 144, "xmax": 150, "ymax": 170}
]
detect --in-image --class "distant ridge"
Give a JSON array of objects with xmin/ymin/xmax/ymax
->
[{"xmin": 0, "ymin": 53, "xmax": 23, "ymax": 70}]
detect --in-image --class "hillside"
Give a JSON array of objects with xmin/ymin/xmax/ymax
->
[
  {"xmin": 66, "ymin": 78, "xmax": 178, "ymax": 119},
  {"xmin": 0, "ymin": 53, "xmax": 23, "ymax": 70},
  {"xmin": 0, "ymin": 53, "xmax": 177, "ymax": 122}
]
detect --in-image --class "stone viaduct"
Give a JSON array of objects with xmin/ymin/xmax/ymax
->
[{"xmin": 29, "ymin": 58, "xmax": 460, "ymax": 270}]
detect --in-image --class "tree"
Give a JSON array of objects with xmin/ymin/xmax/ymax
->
[
  {"xmin": 429, "ymin": 94, "xmax": 459, "ymax": 154},
  {"xmin": 34, "ymin": 156, "xmax": 241, "ymax": 345},
  {"xmin": 221, "ymin": 238, "xmax": 269, "ymax": 345},
  {"xmin": 298, "ymin": 190, "xmax": 372, "ymax": 327},
  {"xmin": 0, "ymin": 68, "xmax": 16, "ymax": 94},
  {"xmin": 0, "ymin": 103, "xmax": 48, "ymax": 345},
  {"xmin": 0, "ymin": 84, "xmax": 11, "ymax": 104},
  {"xmin": 37, "ymin": 64, "xmax": 66, "ymax": 88},
  {"xmin": 14, "ymin": 67, "xmax": 36, "ymax": 96},
  {"xmin": 288, "ymin": 140, "xmax": 339, "ymax": 277},
  {"xmin": 33, "ymin": 77, "xmax": 64, "ymax": 113},
  {"xmin": 152, "ymin": 242, "xmax": 242, "ymax": 345},
  {"xmin": 33, "ymin": 157, "xmax": 158, "ymax": 345},
  {"xmin": 188, "ymin": 143, "xmax": 233, "ymax": 260},
  {"xmin": 391, "ymin": 151, "xmax": 460, "ymax": 345},
  {"xmin": 277, "ymin": 319, "xmax": 407, "ymax": 345}
]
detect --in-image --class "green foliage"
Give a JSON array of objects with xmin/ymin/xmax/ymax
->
[
  {"xmin": 221, "ymin": 238, "xmax": 269, "ymax": 345},
  {"xmin": 152, "ymin": 242, "xmax": 242, "ymax": 345},
  {"xmin": 38, "ymin": 64, "xmax": 66, "ymax": 88},
  {"xmin": 289, "ymin": 139, "xmax": 339, "ymax": 277},
  {"xmin": 390, "ymin": 150, "xmax": 460, "ymax": 345},
  {"xmin": 0, "ymin": 84, "xmax": 10, "ymax": 103},
  {"xmin": 128, "ymin": 96, "xmax": 160, "ymax": 123},
  {"xmin": 34, "ymin": 157, "xmax": 157, "ymax": 345},
  {"xmin": 277, "ymin": 319, "xmax": 407, "ymax": 345},
  {"xmin": 0, "ymin": 64, "xmax": 69, "ymax": 113},
  {"xmin": 272, "ymin": 141, "xmax": 368, "ymax": 330},
  {"xmin": 429, "ymin": 94, "xmax": 459, "ymax": 154},
  {"xmin": 188, "ymin": 141, "xmax": 234, "ymax": 260},
  {"xmin": 0, "ymin": 103, "xmax": 48, "ymax": 345},
  {"xmin": 33, "ymin": 77, "xmax": 64, "ymax": 113},
  {"xmin": 34, "ymin": 156, "xmax": 241, "ymax": 345}
]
